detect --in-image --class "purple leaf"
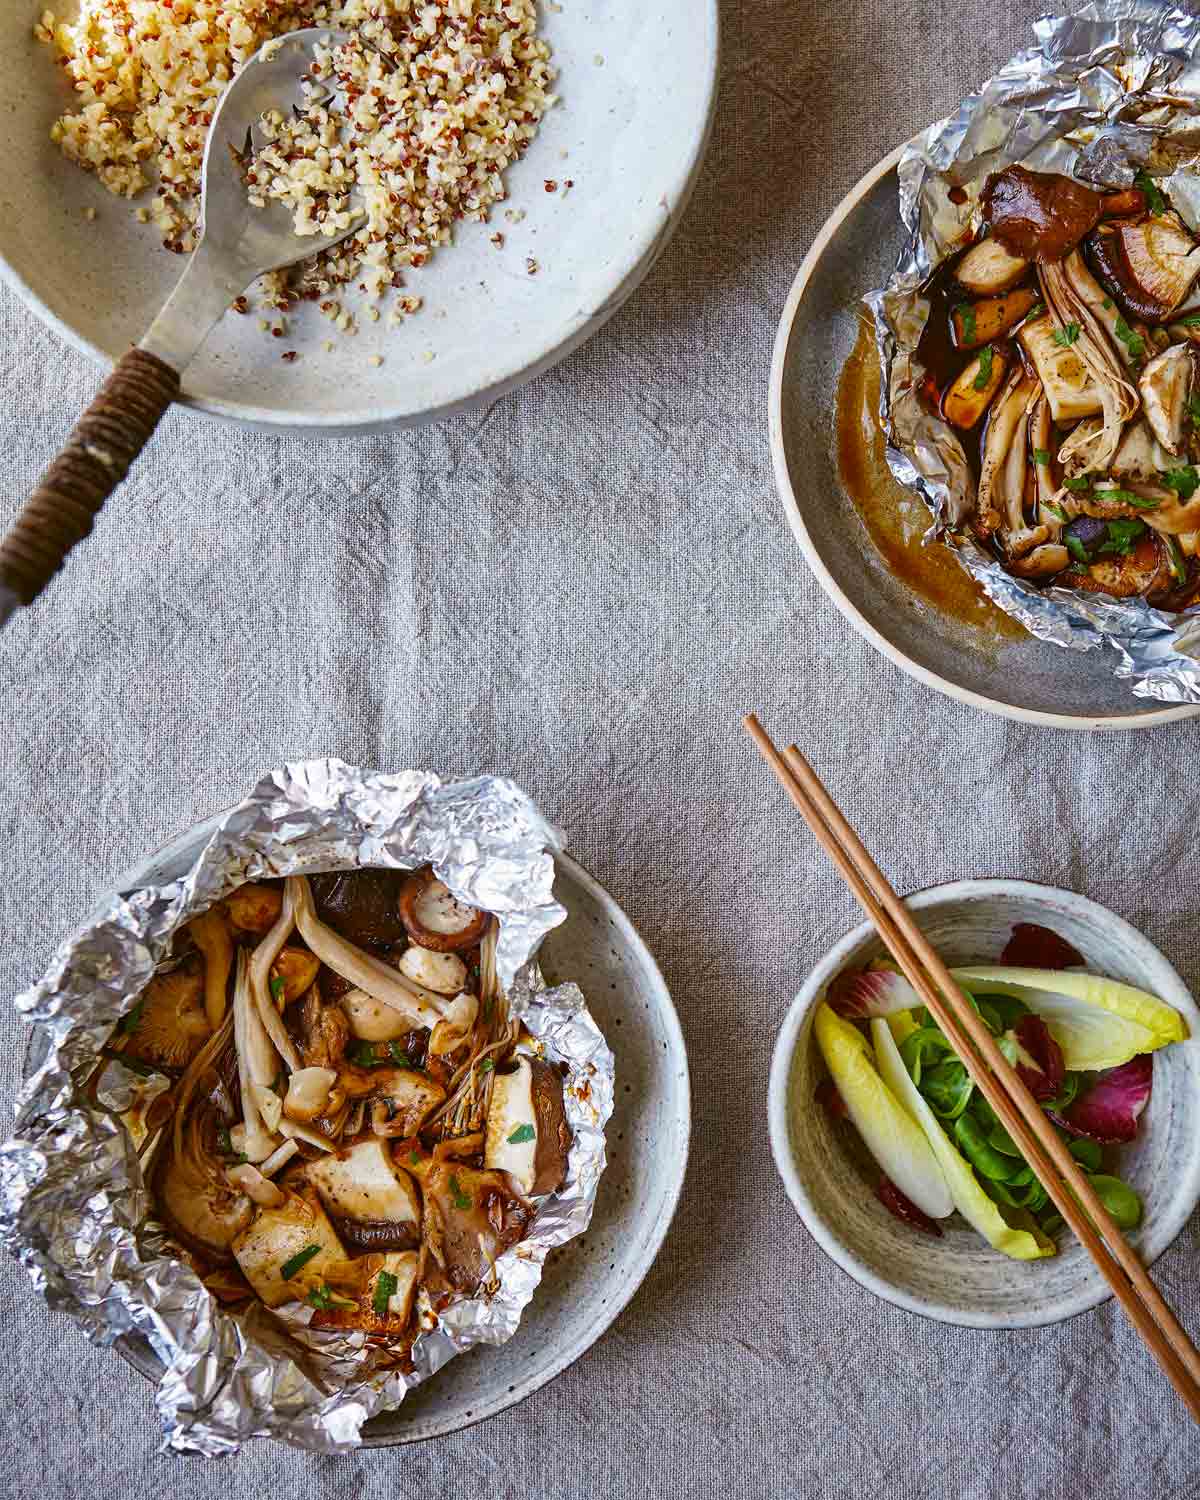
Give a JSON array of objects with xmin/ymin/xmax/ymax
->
[
  {"xmin": 1061, "ymin": 1055, "xmax": 1153, "ymax": 1144},
  {"xmin": 1009, "ymin": 1014, "xmax": 1065, "ymax": 1102},
  {"xmin": 827, "ymin": 968, "xmax": 919, "ymax": 1020},
  {"xmin": 875, "ymin": 1176, "xmax": 943, "ymax": 1237}
]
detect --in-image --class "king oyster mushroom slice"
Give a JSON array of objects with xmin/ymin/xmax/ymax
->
[
  {"xmin": 955, "ymin": 236, "xmax": 1031, "ymax": 295},
  {"xmin": 1019, "ymin": 314, "xmax": 1103, "ymax": 424},
  {"xmin": 306, "ymin": 1138, "xmax": 421, "ymax": 1252},
  {"xmin": 1040, "ymin": 253, "xmax": 1139, "ymax": 472},
  {"xmin": 231, "ymin": 1180, "xmax": 346, "ymax": 1308},
  {"xmin": 977, "ymin": 368, "xmax": 1037, "ymax": 535},
  {"xmin": 1139, "ymin": 343, "xmax": 1197, "ymax": 455},
  {"xmin": 484, "ymin": 1055, "xmax": 572, "ymax": 1197},
  {"xmin": 399, "ymin": 872, "xmax": 490, "ymax": 953}
]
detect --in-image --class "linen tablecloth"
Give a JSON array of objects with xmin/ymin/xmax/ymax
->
[{"xmin": 2, "ymin": 2, "xmax": 1198, "ymax": 1495}]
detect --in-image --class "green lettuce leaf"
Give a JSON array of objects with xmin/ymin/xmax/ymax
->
[
  {"xmin": 813, "ymin": 1004, "xmax": 953, "ymax": 1220},
  {"xmin": 870, "ymin": 1018, "xmax": 1055, "ymax": 1261},
  {"xmin": 952, "ymin": 966, "xmax": 1186, "ymax": 1071}
]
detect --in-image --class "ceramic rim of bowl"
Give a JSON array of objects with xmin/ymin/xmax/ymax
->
[
  {"xmin": 767, "ymin": 877, "xmax": 1200, "ymax": 1329},
  {"xmin": 767, "ymin": 142, "xmax": 1200, "ymax": 732}
]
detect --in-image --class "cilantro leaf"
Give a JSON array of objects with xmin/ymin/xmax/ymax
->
[
  {"xmin": 1065, "ymin": 532, "xmax": 1090, "ymax": 564},
  {"xmin": 1033, "ymin": 448, "xmax": 1051, "ymax": 466},
  {"xmin": 1097, "ymin": 519, "xmax": 1147, "ymax": 555},
  {"xmin": 973, "ymin": 346, "xmax": 994, "ymax": 392},
  {"xmin": 307, "ymin": 1283, "xmax": 334, "ymax": 1310},
  {"xmin": 1053, "ymin": 322, "xmax": 1080, "ymax": 347},
  {"xmin": 281, "ymin": 1243, "xmax": 321, "ymax": 1280},
  {"xmin": 373, "ymin": 1269, "xmax": 398, "ymax": 1316},
  {"xmin": 1135, "ymin": 168, "xmax": 1166, "ymax": 215},
  {"xmin": 448, "ymin": 1173, "xmax": 471, "ymax": 1211},
  {"xmin": 507, "ymin": 1123, "xmax": 536, "ymax": 1145},
  {"xmin": 1114, "ymin": 315, "xmax": 1145, "ymax": 361},
  {"xmin": 1163, "ymin": 467, "xmax": 1200, "ymax": 501},
  {"xmin": 955, "ymin": 302, "xmax": 977, "ymax": 345},
  {"xmin": 1097, "ymin": 487, "xmax": 1159, "ymax": 509},
  {"xmin": 269, "ymin": 975, "xmax": 285, "ymax": 1003},
  {"xmin": 1063, "ymin": 476, "xmax": 1091, "ymax": 491}
]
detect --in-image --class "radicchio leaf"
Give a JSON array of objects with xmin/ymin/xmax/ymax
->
[
  {"xmin": 875, "ymin": 1176, "xmax": 943, "ymax": 1237},
  {"xmin": 1059, "ymin": 1055, "xmax": 1153, "ymax": 1144},
  {"xmin": 815, "ymin": 1077, "xmax": 847, "ymax": 1119},
  {"xmin": 1006, "ymin": 1014, "xmax": 1065, "ymax": 1102},
  {"xmin": 827, "ymin": 967, "xmax": 919, "ymax": 1020},
  {"xmin": 1000, "ymin": 922, "xmax": 1084, "ymax": 971}
]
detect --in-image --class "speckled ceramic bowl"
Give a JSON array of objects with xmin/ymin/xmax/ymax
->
[
  {"xmin": 24, "ymin": 826, "xmax": 690, "ymax": 1443},
  {"xmin": 768, "ymin": 880, "xmax": 1200, "ymax": 1328},
  {"xmin": 0, "ymin": 5, "xmax": 718, "ymax": 433}
]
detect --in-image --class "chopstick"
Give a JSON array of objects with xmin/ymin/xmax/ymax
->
[{"xmin": 744, "ymin": 713, "xmax": 1200, "ymax": 1422}]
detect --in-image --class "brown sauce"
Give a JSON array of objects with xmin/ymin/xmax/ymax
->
[{"xmin": 835, "ymin": 312, "xmax": 1026, "ymax": 638}]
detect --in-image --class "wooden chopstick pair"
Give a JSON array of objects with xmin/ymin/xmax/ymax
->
[{"xmin": 743, "ymin": 713, "xmax": 1200, "ymax": 1423}]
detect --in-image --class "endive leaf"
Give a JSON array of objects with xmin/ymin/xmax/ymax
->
[
  {"xmin": 813, "ymin": 1004, "xmax": 953, "ymax": 1220},
  {"xmin": 871, "ymin": 1018, "xmax": 1055, "ymax": 1261}
]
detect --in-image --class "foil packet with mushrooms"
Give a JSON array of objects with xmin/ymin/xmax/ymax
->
[
  {"xmin": 0, "ymin": 762, "xmax": 613, "ymax": 1455},
  {"xmin": 866, "ymin": 0, "xmax": 1200, "ymax": 701}
]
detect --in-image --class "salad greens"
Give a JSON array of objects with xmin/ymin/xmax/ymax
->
[{"xmin": 816, "ymin": 948, "xmax": 1187, "ymax": 1261}]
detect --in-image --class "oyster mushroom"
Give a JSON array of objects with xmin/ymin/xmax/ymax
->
[
  {"xmin": 1040, "ymin": 253, "xmax": 1139, "ymax": 472},
  {"xmin": 306, "ymin": 1138, "xmax": 421, "ymax": 1252},
  {"xmin": 230, "ymin": 1179, "xmax": 346, "ymax": 1308},
  {"xmin": 484, "ymin": 1056, "xmax": 571, "ymax": 1196},
  {"xmin": 955, "ymin": 235, "xmax": 1030, "ymax": 295},
  {"xmin": 976, "ymin": 367, "xmax": 1036, "ymax": 535},
  {"xmin": 1088, "ymin": 213, "xmax": 1200, "ymax": 323},
  {"xmin": 1019, "ymin": 313, "xmax": 1103, "ymax": 424},
  {"xmin": 417, "ymin": 1146, "xmax": 535, "ymax": 1294},
  {"xmin": 121, "ymin": 960, "xmax": 212, "ymax": 1073},
  {"xmin": 366, "ymin": 1068, "xmax": 447, "ymax": 1137},
  {"xmin": 156, "ymin": 1109, "xmax": 254, "ymax": 1261},
  {"xmin": 398, "ymin": 872, "xmax": 490, "ymax": 953},
  {"xmin": 186, "ymin": 908, "xmax": 233, "ymax": 1029},
  {"xmin": 1139, "ymin": 343, "xmax": 1197, "ymax": 455}
]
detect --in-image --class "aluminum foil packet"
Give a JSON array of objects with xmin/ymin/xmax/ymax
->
[
  {"xmin": 866, "ymin": 0, "xmax": 1200, "ymax": 701},
  {"xmin": 0, "ymin": 760, "xmax": 614, "ymax": 1455}
]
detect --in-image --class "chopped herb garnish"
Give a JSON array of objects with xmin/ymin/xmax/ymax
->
[
  {"xmin": 507, "ymin": 1123, "xmax": 536, "ymax": 1145},
  {"xmin": 373, "ymin": 1269, "xmax": 398, "ymax": 1316},
  {"xmin": 1098, "ymin": 487, "xmax": 1158, "ymax": 509},
  {"xmin": 1066, "ymin": 532, "xmax": 1090, "ymax": 564},
  {"xmin": 1135, "ymin": 168, "xmax": 1166, "ymax": 215},
  {"xmin": 1042, "ymin": 501, "xmax": 1066, "ymax": 522},
  {"xmin": 448, "ymin": 1173, "xmax": 471, "ymax": 1211},
  {"xmin": 955, "ymin": 302, "xmax": 977, "ymax": 344},
  {"xmin": 1114, "ymin": 315, "xmax": 1145, "ymax": 360},
  {"xmin": 1097, "ymin": 519, "xmax": 1147, "ymax": 556},
  {"xmin": 217, "ymin": 1126, "xmax": 238, "ymax": 1157},
  {"xmin": 388, "ymin": 1039, "xmax": 424, "ymax": 1069},
  {"xmin": 973, "ymin": 345, "xmax": 994, "ymax": 391},
  {"xmin": 307, "ymin": 1283, "xmax": 334, "ymax": 1310},
  {"xmin": 281, "ymin": 1243, "xmax": 321, "ymax": 1280},
  {"xmin": 118, "ymin": 997, "xmax": 145, "ymax": 1036},
  {"xmin": 1189, "ymin": 394, "xmax": 1200, "ymax": 426},
  {"xmin": 409, "ymin": 1150, "xmax": 421, "ymax": 1166},
  {"xmin": 347, "ymin": 1039, "xmax": 388, "ymax": 1069},
  {"xmin": 1166, "ymin": 534, "xmax": 1188, "ymax": 584},
  {"xmin": 1033, "ymin": 448, "xmax": 1051, "ymax": 466},
  {"xmin": 269, "ymin": 975, "xmax": 285, "ymax": 1003},
  {"xmin": 1063, "ymin": 476, "xmax": 1091, "ymax": 491},
  {"xmin": 1053, "ymin": 322, "xmax": 1080, "ymax": 347},
  {"xmin": 1026, "ymin": 300, "xmax": 1045, "ymax": 319},
  {"xmin": 1178, "ymin": 314, "xmax": 1200, "ymax": 327},
  {"xmin": 1101, "ymin": 296, "xmax": 1113, "ymax": 311},
  {"xmin": 1163, "ymin": 467, "xmax": 1200, "ymax": 501},
  {"xmin": 479, "ymin": 1057, "xmax": 495, "ymax": 1073}
]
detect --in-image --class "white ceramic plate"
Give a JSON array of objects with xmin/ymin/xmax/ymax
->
[
  {"xmin": 769, "ymin": 145, "xmax": 1200, "ymax": 730},
  {"xmin": 0, "ymin": 4, "xmax": 718, "ymax": 434},
  {"xmin": 26, "ymin": 825, "xmax": 690, "ymax": 1443},
  {"xmin": 768, "ymin": 880, "xmax": 1200, "ymax": 1328}
]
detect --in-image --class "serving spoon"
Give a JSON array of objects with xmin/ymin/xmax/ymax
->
[{"xmin": 0, "ymin": 26, "xmax": 362, "ymax": 629}]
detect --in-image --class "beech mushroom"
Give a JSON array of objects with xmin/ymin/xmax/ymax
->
[
  {"xmin": 187, "ymin": 908, "xmax": 233, "ymax": 1029},
  {"xmin": 230, "ymin": 1181, "xmax": 346, "ymax": 1308},
  {"xmin": 976, "ymin": 368, "xmax": 1036, "ymax": 535},
  {"xmin": 484, "ymin": 1056, "xmax": 571, "ymax": 1196},
  {"xmin": 284, "ymin": 1066, "xmax": 338, "ymax": 1124},
  {"xmin": 397, "ymin": 946, "xmax": 468, "ymax": 995},
  {"xmin": 398, "ymin": 871, "xmax": 490, "ymax": 953},
  {"xmin": 306, "ymin": 1138, "xmax": 421, "ymax": 1251},
  {"xmin": 248, "ymin": 884, "xmax": 302, "ymax": 1074},
  {"xmin": 954, "ymin": 235, "xmax": 1030, "ymax": 295},
  {"xmin": 232, "ymin": 949, "xmax": 282, "ymax": 1163},
  {"xmin": 338, "ymin": 986, "xmax": 414, "ymax": 1042},
  {"xmin": 121, "ymin": 961, "xmax": 212, "ymax": 1073},
  {"xmin": 272, "ymin": 946, "xmax": 320, "ymax": 1006}
]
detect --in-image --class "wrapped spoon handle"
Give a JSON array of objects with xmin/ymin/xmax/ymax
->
[{"xmin": 0, "ymin": 348, "xmax": 180, "ymax": 619}]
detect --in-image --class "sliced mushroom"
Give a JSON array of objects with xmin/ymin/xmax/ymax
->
[
  {"xmin": 223, "ymin": 882, "xmax": 283, "ymax": 935},
  {"xmin": 122, "ymin": 960, "xmax": 212, "ymax": 1073},
  {"xmin": 284, "ymin": 1066, "xmax": 338, "ymax": 1124},
  {"xmin": 306, "ymin": 1138, "xmax": 421, "ymax": 1252},
  {"xmin": 955, "ymin": 236, "xmax": 1030, "ymax": 295},
  {"xmin": 226, "ymin": 1162, "xmax": 287, "ymax": 1209},
  {"xmin": 1139, "ymin": 343, "xmax": 1196, "ymax": 454},
  {"xmin": 398, "ymin": 872, "xmax": 490, "ymax": 953},
  {"xmin": 484, "ymin": 1056, "xmax": 572, "ymax": 1196},
  {"xmin": 186, "ymin": 908, "xmax": 233, "ymax": 1029},
  {"xmin": 1009, "ymin": 543, "xmax": 1070, "ymax": 577},
  {"xmin": 420, "ymin": 1158, "xmax": 534, "ymax": 1294},
  {"xmin": 951, "ymin": 287, "xmax": 1040, "ymax": 350},
  {"xmin": 1040, "ymin": 254, "xmax": 1139, "ymax": 472},
  {"xmin": 976, "ymin": 368, "xmax": 1036, "ymax": 534},
  {"xmin": 1028, "ymin": 394, "xmax": 1061, "ymax": 532},
  {"xmin": 308, "ymin": 1250, "xmax": 420, "ymax": 1334},
  {"xmin": 1111, "ymin": 415, "xmax": 1177, "ymax": 479},
  {"xmin": 397, "ymin": 946, "xmax": 468, "ymax": 996},
  {"xmin": 1018, "ymin": 313, "xmax": 1104, "ymax": 423},
  {"xmin": 1088, "ymin": 213, "xmax": 1200, "ymax": 323},
  {"xmin": 338, "ymin": 986, "xmax": 414, "ymax": 1042},
  {"xmin": 366, "ymin": 1068, "xmax": 446, "ymax": 1137},
  {"xmin": 272, "ymin": 947, "xmax": 320, "ymax": 1006},
  {"xmin": 230, "ymin": 1181, "xmax": 346, "ymax": 1308},
  {"xmin": 942, "ymin": 346, "xmax": 1008, "ymax": 430}
]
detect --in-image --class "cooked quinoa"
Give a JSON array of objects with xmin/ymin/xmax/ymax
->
[{"xmin": 36, "ymin": 1, "xmax": 554, "ymax": 324}]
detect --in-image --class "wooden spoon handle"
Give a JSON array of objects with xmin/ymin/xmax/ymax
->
[{"xmin": 0, "ymin": 348, "xmax": 180, "ymax": 607}]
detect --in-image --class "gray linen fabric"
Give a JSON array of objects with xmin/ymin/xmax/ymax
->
[{"xmin": 2, "ymin": 1, "xmax": 1199, "ymax": 1494}]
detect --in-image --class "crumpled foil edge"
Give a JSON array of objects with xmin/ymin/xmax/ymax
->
[
  {"xmin": 0, "ymin": 759, "xmax": 614, "ymax": 1455},
  {"xmin": 867, "ymin": 0, "xmax": 1200, "ymax": 702}
]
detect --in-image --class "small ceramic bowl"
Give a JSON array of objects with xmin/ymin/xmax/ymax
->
[
  {"xmin": 768, "ymin": 879, "xmax": 1200, "ymax": 1328},
  {"xmin": 0, "ymin": 5, "xmax": 718, "ymax": 433}
]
